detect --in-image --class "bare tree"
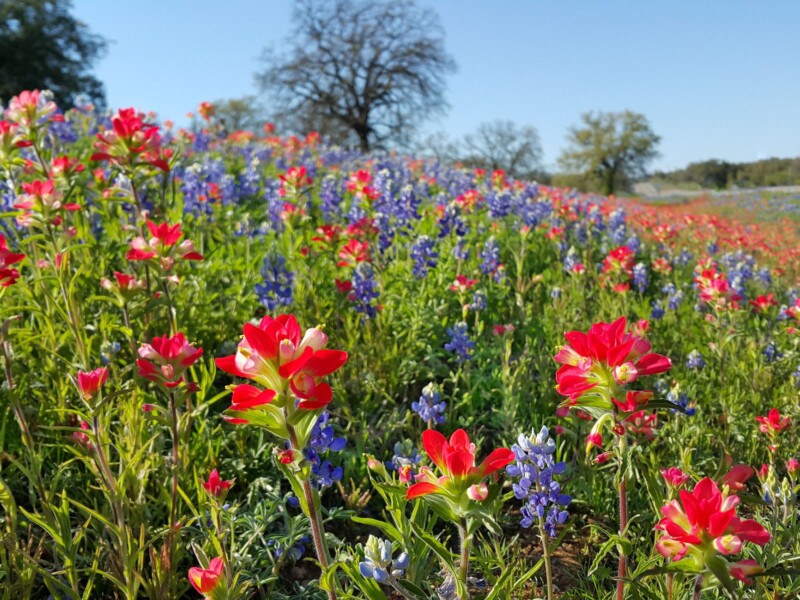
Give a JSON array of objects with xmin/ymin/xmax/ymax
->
[
  {"xmin": 256, "ymin": 0, "xmax": 456, "ymax": 151},
  {"xmin": 461, "ymin": 120, "xmax": 544, "ymax": 180}
]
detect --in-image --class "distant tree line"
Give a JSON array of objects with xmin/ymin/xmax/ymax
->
[{"xmin": 652, "ymin": 157, "xmax": 800, "ymax": 190}]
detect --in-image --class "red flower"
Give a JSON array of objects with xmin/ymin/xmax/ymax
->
[
  {"xmin": 126, "ymin": 220, "xmax": 203, "ymax": 267},
  {"xmin": 553, "ymin": 316, "xmax": 671, "ymax": 404},
  {"xmin": 756, "ymin": 408, "xmax": 790, "ymax": 438},
  {"xmin": 215, "ymin": 314, "xmax": 347, "ymax": 413},
  {"xmin": 6, "ymin": 90, "xmax": 59, "ymax": 128},
  {"xmin": 346, "ymin": 169, "xmax": 379, "ymax": 200},
  {"xmin": 719, "ymin": 464, "xmax": 754, "ymax": 492},
  {"xmin": 602, "ymin": 246, "xmax": 635, "ymax": 277},
  {"xmin": 749, "ymin": 294, "xmax": 777, "ymax": 313},
  {"xmin": 91, "ymin": 107, "xmax": 170, "ymax": 172},
  {"xmin": 660, "ymin": 467, "xmax": 689, "ymax": 489},
  {"xmin": 137, "ymin": 333, "xmax": 203, "ymax": 388},
  {"xmin": 694, "ymin": 268, "xmax": 741, "ymax": 311},
  {"xmin": 449, "ymin": 274, "xmax": 477, "ymax": 293},
  {"xmin": 0, "ymin": 233, "xmax": 25, "ymax": 287},
  {"xmin": 188, "ymin": 557, "xmax": 224, "ymax": 595},
  {"xmin": 14, "ymin": 179, "xmax": 79, "ymax": 216},
  {"xmin": 655, "ymin": 478, "xmax": 769, "ymax": 577},
  {"xmin": 76, "ymin": 367, "xmax": 109, "ymax": 401},
  {"xmin": 337, "ymin": 239, "xmax": 369, "ymax": 267},
  {"xmin": 278, "ymin": 166, "xmax": 312, "ymax": 197},
  {"xmin": 405, "ymin": 429, "xmax": 514, "ymax": 502},
  {"xmin": 202, "ymin": 469, "xmax": 232, "ymax": 498}
]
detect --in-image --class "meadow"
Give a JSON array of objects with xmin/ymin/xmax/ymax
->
[{"xmin": 0, "ymin": 92, "xmax": 798, "ymax": 599}]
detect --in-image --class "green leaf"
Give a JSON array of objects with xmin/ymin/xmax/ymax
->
[
  {"xmin": 351, "ymin": 516, "xmax": 403, "ymax": 543},
  {"xmin": 410, "ymin": 522, "xmax": 466, "ymax": 598}
]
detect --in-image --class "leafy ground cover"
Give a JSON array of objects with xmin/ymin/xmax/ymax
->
[{"xmin": 1, "ymin": 92, "xmax": 799, "ymax": 599}]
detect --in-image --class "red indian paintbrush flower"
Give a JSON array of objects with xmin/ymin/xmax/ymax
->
[
  {"xmin": 137, "ymin": 333, "xmax": 203, "ymax": 388},
  {"xmin": 337, "ymin": 239, "xmax": 370, "ymax": 267},
  {"xmin": 188, "ymin": 557, "xmax": 224, "ymax": 596},
  {"xmin": 0, "ymin": 120, "xmax": 32, "ymax": 158},
  {"xmin": 278, "ymin": 166, "xmax": 312, "ymax": 197},
  {"xmin": 126, "ymin": 220, "xmax": 204, "ymax": 269},
  {"xmin": 215, "ymin": 314, "xmax": 348, "ymax": 415},
  {"xmin": 756, "ymin": 408, "xmax": 790, "ymax": 435},
  {"xmin": 0, "ymin": 233, "xmax": 25, "ymax": 287},
  {"xmin": 660, "ymin": 467, "xmax": 690, "ymax": 489},
  {"xmin": 655, "ymin": 477, "xmax": 769, "ymax": 583},
  {"xmin": 76, "ymin": 367, "xmax": 109, "ymax": 402},
  {"xmin": 202, "ymin": 469, "xmax": 232, "ymax": 498},
  {"xmin": 694, "ymin": 267, "xmax": 741, "ymax": 311},
  {"xmin": 406, "ymin": 429, "xmax": 514, "ymax": 503},
  {"xmin": 91, "ymin": 107, "xmax": 171, "ymax": 172},
  {"xmin": 5, "ymin": 90, "xmax": 60, "ymax": 129},
  {"xmin": 554, "ymin": 316, "xmax": 671, "ymax": 408},
  {"xmin": 749, "ymin": 294, "xmax": 777, "ymax": 313}
]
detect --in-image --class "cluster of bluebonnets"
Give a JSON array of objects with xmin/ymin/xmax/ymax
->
[{"xmin": 1, "ymin": 92, "xmax": 799, "ymax": 599}]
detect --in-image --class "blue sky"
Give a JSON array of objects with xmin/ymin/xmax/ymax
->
[{"xmin": 72, "ymin": 0, "xmax": 800, "ymax": 171}]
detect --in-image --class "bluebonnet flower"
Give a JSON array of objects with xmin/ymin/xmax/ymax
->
[
  {"xmin": 667, "ymin": 390, "xmax": 696, "ymax": 416},
  {"xmin": 707, "ymin": 241, "xmax": 719, "ymax": 255},
  {"xmin": 479, "ymin": 238, "xmax": 500, "ymax": 275},
  {"xmin": 320, "ymin": 175, "xmax": 343, "ymax": 221},
  {"xmin": 255, "ymin": 253, "xmax": 294, "ymax": 311},
  {"xmin": 268, "ymin": 536, "xmax": 309, "ymax": 561},
  {"xmin": 551, "ymin": 287, "xmax": 562, "ymax": 299},
  {"xmin": 350, "ymin": 262, "xmax": 379, "ymax": 319},
  {"xmin": 762, "ymin": 342, "xmax": 783, "ymax": 364},
  {"xmin": 686, "ymin": 350, "xmax": 705, "ymax": 370},
  {"xmin": 626, "ymin": 234, "xmax": 641, "ymax": 254},
  {"xmin": 411, "ymin": 383, "xmax": 446, "ymax": 424},
  {"xmin": 48, "ymin": 113, "xmax": 78, "ymax": 144},
  {"xmin": 304, "ymin": 411, "xmax": 345, "ymax": 489},
  {"xmin": 437, "ymin": 202, "xmax": 467, "ymax": 238},
  {"xmin": 471, "ymin": 290, "xmax": 487, "ymax": 311},
  {"xmin": 633, "ymin": 262, "xmax": 648, "ymax": 293},
  {"xmin": 444, "ymin": 322, "xmax": 475, "ymax": 363},
  {"xmin": 389, "ymin": 439, "xmax": 422, "ymax": 473},
  {"xmin": 453, "ymin": 239, "xmax": 470, "ymax": 261},
  {"xmin": 410, "ymin": 235, "xmax": 438, "ymax": 278},
  {"xmin": 675, "ymin": 249, "xmax": 693, "ymax": 266},
  {"xmin": 562, "ymin": 247, "xmax": 581, "ymax": 273},
  {"xmin": 757, "ymin": 267, "xmax": 772, "ymax": 287},
  {"xmin": 308, "ymin": 411, "xmax": 347, "ymax": 453},
  {"xmin": 650, "ymin": 301, "xmax": 665, "ymax": 321},
  {"xmin": 506, "ymin": 426, "xmax": 570, "ymax": 536},
  {"xmin": 794, "ymin": 365, "xmax": 800, "ymax": 387},
  {"xmin": 607, "ymin": 208, "xmax": 626, "ymax": 232},
  {"xmin": 100, "ymin": 341, "xmax": 121, "ymax": 365},
  {"xmin": 486, "ymin": 191, "xmax": 511, "ymax": 218},
  {"xmin": 359, "ymin": 536, "xmax": 409, "ymax": 583}
]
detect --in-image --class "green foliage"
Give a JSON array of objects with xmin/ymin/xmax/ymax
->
[
  {"xmin": 0, "ymin": 0, "xmax": 107, "ymax": 107},
  {"xmin": 558, "ymin": 110, "xmax": 660, "ymax": 195}
]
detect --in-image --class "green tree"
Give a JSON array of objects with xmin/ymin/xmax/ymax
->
[
  {"xmin": 558, "ymin": 110, "xmax": 660, "ymax": 195},
  {"xmin": 212, "ymin": 96, "xmax": 264, "ymax": 133},
  {"xmin": 0, "ymin": 0, "xmax": 107, "ymax": 107},
  {"xmin": 256, "ymin": 0, "xmax": 456, "ymax": 151}
]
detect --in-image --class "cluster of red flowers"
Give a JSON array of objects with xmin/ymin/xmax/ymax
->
[
  {"xmin": 91, "ymin": 107, "xmax": 171, "ymax": 172},
  {"xmin": 0, "ymin": 234, "xmax": 25, "ymax": 287},
  {"xmin": 694, "ymin": 266, "xmax": 742, "ymax": 311},
  {"xmin": 601, "ymin": 246, "xmax": 635, "ymax": 293},
  {"xmin": 554, "ymin": 316, "xmax": 672, "ymax": 454},
  {"xmin": 215, "ymin": 313, "xmax": 348, "ymax": 420}
]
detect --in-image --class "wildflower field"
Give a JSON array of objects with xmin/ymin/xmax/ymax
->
[{"xmin": 1, "ymin": 92, "xmax": 799, "ymax": 600}]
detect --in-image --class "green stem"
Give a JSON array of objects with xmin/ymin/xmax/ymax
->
[
  {"xmin": 458, "ymin": 517, "xmax": 471, "ymax": 596},
  {"xmin": 539, "ymin": 522, "xmax": 554, "ymax": 600},
  {"xmin": 285, "ymin": 405, "xmax": 337, "ymax": 600},
  {"xmin": 617, "ymin": 432, "xmax": 628, "ymax": 600}
]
